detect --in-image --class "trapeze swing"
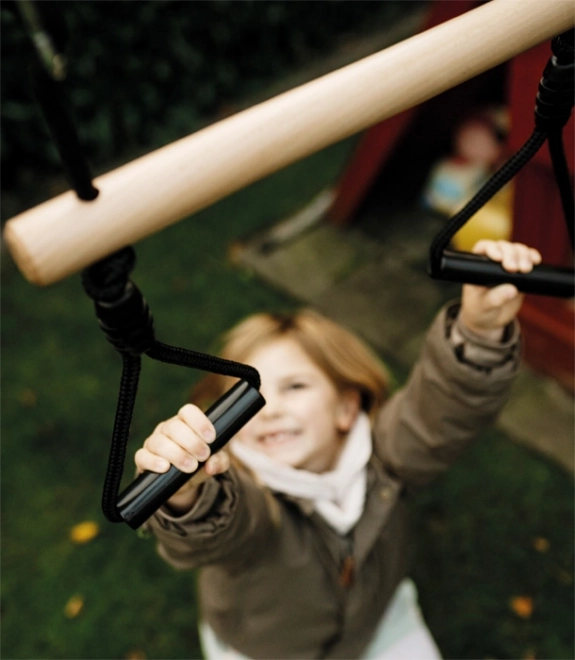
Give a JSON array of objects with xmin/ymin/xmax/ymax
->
[{"xmin": 5, "ymin": 0, "xmax": 574, "ymax": 530}]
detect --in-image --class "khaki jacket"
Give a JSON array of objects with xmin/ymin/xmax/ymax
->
[{"xmin": 145, "ymin": 303, "xmax": 521, "ymax": 659}]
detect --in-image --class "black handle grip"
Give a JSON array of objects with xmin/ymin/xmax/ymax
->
[
  {"xmin": 433, "ymin": 250, "xmax": 574, "ymax": 298},
  {"xmin": 117, "ymin": 379, "xmax": 265, "ymax": 529}
]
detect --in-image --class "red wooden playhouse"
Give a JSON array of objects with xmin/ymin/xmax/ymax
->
[{"xmin": 326, "ymin": 0, "xmax": 574, "ymax": 391}]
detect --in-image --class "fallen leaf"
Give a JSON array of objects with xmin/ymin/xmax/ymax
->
[
  {"xmin": 555, "ymin": 568, "xmax": 573, "ymax": 585},
  {"xmin": 532, "ymin": 537, "xmax": 550, "ymax": 553},
  {"xmin": 19, "ymin": 388, "xmax": 37, "ymax": 407},
  {"xmin": 125, "ymin": 651, "xmax": 147, "ymax": 659},
  {"xmin": 70, "ymin": 521, "xmax": 100, "ymax": 544},
  {"xmin": 64, "ymin": 594, "xmax": 84, "ymax": 618},
  {"xmin": 522, "ymin": 649, "xmax": 537, "ymax": 660},
  {"xmin": 510, "ymin": 595, "xmax": 534, "ymax": 619},
  {"xmin": 227, "ymin": 241, "xmax": 245, "ymax": 265}
]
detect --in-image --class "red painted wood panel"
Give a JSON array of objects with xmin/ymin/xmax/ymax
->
[
  {"xmin": 327, "ymin": 0, "xmax": 479, "ymax": 226},
  {"xmin": 327, "ymin": 110, "xmax": 417, "ymax": 226},
  {"xmin": 327, "ymin": 2, "xmax": 574, "ymax": 388},
  {"xmin": 509, "ymin": 40, "xmax": 574, "ymax": 391}
]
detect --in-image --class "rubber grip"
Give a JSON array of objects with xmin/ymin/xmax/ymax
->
[
  {"xmin": 117, "ymin": 379, "xmax": 265, "ymax": 529},
  {"xmin": 435, "ymin": 250, "xmax": 574, "ymax": 298}
]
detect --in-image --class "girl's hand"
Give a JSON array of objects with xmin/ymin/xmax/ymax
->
[
  {"xmin": 134, "ymin": 404, "xmax": 230, "ymax": 513},
  {"xmin": 459, "ymin": 240, "xmax": 542, "ymax": 340}
]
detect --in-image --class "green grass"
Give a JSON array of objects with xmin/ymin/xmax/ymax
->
[
  {"xmin": 2, "ymin": 135, "xmax": 574, "ymax": 660},
  {"xmin": 412, "ymin": 431, "xmax": 574, "ymax": 660}
]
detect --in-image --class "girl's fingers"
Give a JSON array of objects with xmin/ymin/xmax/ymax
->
[
  {"xmin": 472, "ymin": 240, "xmax": 542, "ymax": 273},
  {"xmin": 472, "ymin": 239, "xmax": 502, "ymax": 261},
  {"xmin": 143, "ymin": 433, "xmax": 191, "ymax": 473},
  {"xmin": 485, "ymin": 283, "xmax": 520, "ymax": 308},
  {"xmin": 136, "ymin": 405, "xmax": 217, "ymax": 474},
  {"xmin": 143, "ymin": 420, "xmax": 211, "ymax": 473},
  {"xmin": 134, "ymin": 446, "xmax": 171, "ymax": 474},
  {"xmin": 135, "ymin": 440, "xmax": 228, "ymax": 479},
  {"xmin": 519, "ymin": 245, "xmax": 541, "ymax": 273},
  {"xmin": 178, "ymin": 451, "xmax": 231, "ymax": 494},
  {"xmin": 529, "ymin": 247, "xmax": 542, "ymax": 264},
  {"xmin": 178, "ymin": 404, "xmax": 216, "ymax": 443},
  {"xmin": 472, "ymin": 239, "xmax": 504, "ymax": 261},
  {"xmin": 502, "ymin": 242, "xmax": 540, "ymax": 272},
  {"xmin": 204, "ymin": 450, "xmax": 230, "ymax": 476},
  {"xmin": 498, "ymin": 241, "xmax": 521, "ymax": 271},
  {"xmin": 134, "ymin": 405, "xmax": 221, "ymax": 477},
  {"xmin": 160, "ymin": 418, "xmax": 210, "ymax": 458}
]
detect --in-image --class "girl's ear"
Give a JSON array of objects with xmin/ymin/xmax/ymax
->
[{"xmin": 336, "ymin": 389, "xmax": 361, "ymax": 433}]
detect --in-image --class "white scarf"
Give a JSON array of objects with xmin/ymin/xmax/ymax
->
[{"xmin": 230, "ymin": 412, "xmax": 372, "ymax": 535}]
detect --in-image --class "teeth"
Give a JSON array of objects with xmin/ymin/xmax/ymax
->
[{"xmin": 261, "ymin": 431, "xmax": 296, "ymax": 445}]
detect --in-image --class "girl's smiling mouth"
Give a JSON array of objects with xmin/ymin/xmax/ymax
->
[{"xmin": 258, "ymin": 430, "xmax": 300, "ymax": 446}]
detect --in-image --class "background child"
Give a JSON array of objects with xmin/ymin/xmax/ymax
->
[{"xmin": 135, "ymin": 239, "xmax": 541, "ymax": 659}]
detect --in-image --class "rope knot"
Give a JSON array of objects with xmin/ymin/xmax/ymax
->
[
  {"xmin": 82, "ymin": 247, "xmax": 136, "ymax": 302},
  {"xmin": 82, "ymin": 247, "xmax": 155, "ymax": 356}
]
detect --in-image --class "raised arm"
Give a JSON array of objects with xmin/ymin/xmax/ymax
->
[
  {"xmin": 458, "ymin": 240, "xmax": 542, "ymax": 340},
  {"xmin": 373, "ymin": 240, "xmax": 540, "ymax": 487}
]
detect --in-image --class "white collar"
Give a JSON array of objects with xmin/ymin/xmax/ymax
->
[{"xmin": 230, "ymin": 412, "xmax": 372, "ymax": 534}]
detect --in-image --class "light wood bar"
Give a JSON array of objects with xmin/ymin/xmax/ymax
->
[{"xmin": 4, "ymin": 0, "xmax": 574, "ymax": 285}]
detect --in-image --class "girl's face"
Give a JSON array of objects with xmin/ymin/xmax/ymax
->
[{"xmin": 234, "ymin": 337, "xmax": 359, "ymax": 473}]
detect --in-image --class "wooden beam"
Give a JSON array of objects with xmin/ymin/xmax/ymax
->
[{"xmin": 4, "ymin": 0, "xmax": 574, "ymax": 285}]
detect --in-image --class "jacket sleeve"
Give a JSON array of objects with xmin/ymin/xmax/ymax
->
[
  {"xmin": 142, "ymin": 465, "xmax": 280, "ymax": 572},
  {"xmin": 373, "ymin": 301, "xmax": 521, "ymax": 487}
]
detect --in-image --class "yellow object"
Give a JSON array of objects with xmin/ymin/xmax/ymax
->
[
  {"xmin": 532, "ymin": 537, "xmax": 550, "ymax": 553},
  {"xmin": 69, "ymin": 520, "xmax": 100, "ymax": 544},
  {"xmin": 452, "ymin": 183, "xmax": 513, "ymax": 252},
  {"xmin": 509, "ymin": 595, "xmax": 534, "ymax": 619},
  {"xmin": 64, "ymin": 594, "xmax": 85, "ymax": 618}
]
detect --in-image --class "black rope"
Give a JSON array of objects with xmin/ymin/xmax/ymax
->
[
  {"xmin": 536, "ymin": 29, "xmax": 574, "ymax": 250},
  {"xmin": 18, "ymin": 0, "xmax": 98, "ymax": 201},
  {"xmin": 547, "ymin": 129, "xmax": 575, "ymax": 250},
  {"xmin": 429, "ymin": 29, "xmax": 575, "ymax": 285},
  {"xmin": 101, "ymin": 353, "xmax": 141, "ymax": 523},
  {"xmin": 81, "ymin": 247, "xmax": 137, "ymax": 302},
  {"xmin": 82, "ymin": 249, "xmax": 261, "ymax": 522},
  {"xmin": 147, "ymin": 342, "xmax": 260, "ymax": 388},
  {"xmin": 29, "ymin": 62, "xmax": 98, "ymax": 201},
  {"xmin": 429, "ymin": 130, "xmax": 547, "ymax": 270}
]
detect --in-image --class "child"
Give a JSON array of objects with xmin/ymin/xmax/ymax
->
[{"xmin": 136, "ymin": 239, "xmax": 541, "ymax": 660}]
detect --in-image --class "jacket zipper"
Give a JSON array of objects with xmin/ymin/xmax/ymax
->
[{"xmin": 339, "ymin": 537, "xmax": 355, "ymax": 588}]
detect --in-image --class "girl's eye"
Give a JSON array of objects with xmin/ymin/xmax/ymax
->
[{"xmin": 287, "ymin": 382, "xmax": 307, "ymax": 391}]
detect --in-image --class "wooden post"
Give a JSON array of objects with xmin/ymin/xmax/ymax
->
[{"xmin": 4, "ymin": 0, "xmax": 574, "ymax": 285}]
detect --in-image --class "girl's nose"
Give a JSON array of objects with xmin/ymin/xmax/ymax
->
[{"xmin": 259, "ymin": 389, "xmax": 282, "ymax": 418}]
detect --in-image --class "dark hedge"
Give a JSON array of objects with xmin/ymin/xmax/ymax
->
[{"xmin": 1, "ymin": 0, "xmax": 421, "ymax": 189}]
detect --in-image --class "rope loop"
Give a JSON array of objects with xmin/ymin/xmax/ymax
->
[
  {"xmin": 535, "ymin": 30, "xmax": 574, "ymax": 132},
  {"xmin": 80, "ymin": 246, "xmax": 261, "ymax": 522},
  {"xmin": 82, "ymin": 247, "xmax": 156, "ymax": 357},
  {"xmin": 535, "ymin": 56, "xmax": 574, "ymax": 131},
  {"xmin": 429, "ymin": 32, "xmax": 574, "ymax": 295}
]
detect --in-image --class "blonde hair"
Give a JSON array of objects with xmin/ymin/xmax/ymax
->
[{"xmin": 191, "ymin": 309, "xmax": 389, "ymax": 419}]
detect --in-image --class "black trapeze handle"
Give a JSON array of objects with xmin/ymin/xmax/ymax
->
[
  {"xmin": 117, "ymin": 379, "xmax": 265, "ymax": 529},
  {"xmin": 437, "ymin": 250, "xmax": 575, "ymax": 298}
]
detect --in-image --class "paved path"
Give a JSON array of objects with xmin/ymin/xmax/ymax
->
[{"xmin": 234, "ymin": 195, "xmax": 574, "ymax": 474}]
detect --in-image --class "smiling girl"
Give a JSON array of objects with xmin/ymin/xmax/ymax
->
[{"xmin": 136, "ymin": 240, "xmax": 541, "ymax": 659}]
